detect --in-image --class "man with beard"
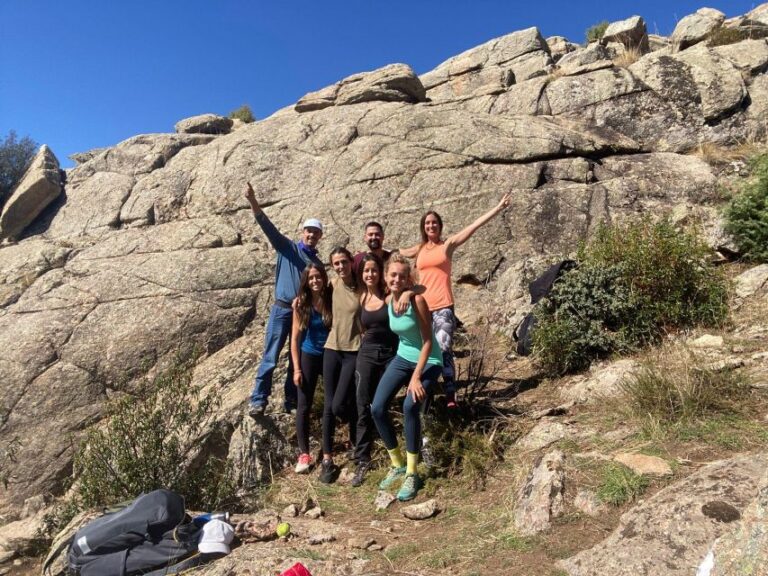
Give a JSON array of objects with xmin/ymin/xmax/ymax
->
[{"xmin": 353, "ymin": 222, "xmax": 391, "ymax": 274}]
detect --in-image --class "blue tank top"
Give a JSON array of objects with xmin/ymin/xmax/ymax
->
[{"xmin": 301, "ymin": 308, "xmax": 329, "ymax": 356}]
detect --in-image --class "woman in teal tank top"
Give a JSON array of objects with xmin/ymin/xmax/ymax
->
[{"xmin": 370, "ymin": 253, "xmax": 443, "ymax": 502}]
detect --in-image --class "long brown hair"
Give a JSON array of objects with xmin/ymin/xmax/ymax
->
[
  {"xmin": 295, "ymin": 264, "xmax": 332, "ymax": 330},
  {"xmin": 358, "ymin": 252, "xmax": 386, "ymax": 304}
]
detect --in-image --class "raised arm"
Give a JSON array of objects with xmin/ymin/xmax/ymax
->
[
  {"xmin": 407, "ymin": 294, "xmax": 434, "ymax": 403},
  {"xmin": 245, "ymin": 182, "xmax": 293, "ymax": 254},
  {"xmin": 445, "ymin": 192, "xmax": 511, "ymax": 257},
  {"xmin": 290, "ymin": 306, "xmax": 303, "ymax": 387}
]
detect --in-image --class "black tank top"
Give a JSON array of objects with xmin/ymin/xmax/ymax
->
[{"xmin": 360, "ymin": 303, "xmax": 398, "ymax": 350}]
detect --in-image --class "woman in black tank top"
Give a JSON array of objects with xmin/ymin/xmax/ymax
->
[{"xmin": 350, "ymin": 253, "xmax": 397, "ymax": 487}]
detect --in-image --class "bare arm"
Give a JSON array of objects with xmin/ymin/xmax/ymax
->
[
  {"xmin": 398, "ymin": 244, "xmax": 421, "ymax": 259},
  {"xmin": 445, "ymin": 192, "xmax": 511, "ymax": 257},
  {"xmin": 407, "ymin": 294, "xmax": 434, "ymax": 403},
  {"xmin": 290, "ymin": 306, "xmax": 303, "ymax": 387}
]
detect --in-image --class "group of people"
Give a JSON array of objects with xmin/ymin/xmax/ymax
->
[{"xmin": 245, "ymin": 182, "xmax": 510, "ymax": 501}]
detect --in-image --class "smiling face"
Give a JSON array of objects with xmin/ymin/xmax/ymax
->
[
  {"xmin": 331, "ymin": 252, "xmax": 352, "ymax": 280},
  {"xmin": 362, "ymin": 259, "xmax": 381, "ymax": 289},
  {"xmin": 307, "ymin": 267, "xmax": 325, "ymax": 293},
  {"xmin": 386, "ymin": 262, "xmax": 410, "ymax": 294},
  {"xmin": 302, "ymin": 226, "xmax": 322, "ymax": 248},
  {"xmin": 364, "ymin": 225, "xmax": 383, "ymax": 251},
  {"xmin": 423, "ymin": 213, "xmax": 442, "ymax": 242}
]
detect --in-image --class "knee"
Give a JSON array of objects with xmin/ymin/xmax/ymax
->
[{"xmin": 371, "ymin": 399, "xmax": 387, "ymax": 423}]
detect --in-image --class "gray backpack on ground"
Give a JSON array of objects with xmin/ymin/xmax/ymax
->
[{"xmin": 66, "ymin": 489, "xmax": 201, "ymax": 576}]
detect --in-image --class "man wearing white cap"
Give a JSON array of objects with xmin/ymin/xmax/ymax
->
[{"xmin": 245, "ymin": 182, "xmax": 324, "ymax": 416}]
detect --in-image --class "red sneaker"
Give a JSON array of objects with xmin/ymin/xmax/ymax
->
[{"xmin": 295, "ymin": 453, "xmax": 312, "ymax": 474}]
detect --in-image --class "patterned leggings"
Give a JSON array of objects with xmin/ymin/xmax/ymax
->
[{"xmin": 431, "ymin": 307, "xmax": 456, "ymax": 394}]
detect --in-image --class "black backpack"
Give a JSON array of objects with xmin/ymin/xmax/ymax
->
[
  {"xmin": 66, "ymin": 489, "xmax": 202, "ymax": 576},
  {"xmin": 513, "ymin": 260, "xmax": 577, "ymax": 356}
]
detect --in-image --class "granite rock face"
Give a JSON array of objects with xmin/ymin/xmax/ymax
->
[{"xmin": 558, "ymin": 454, "xmax": 768, "ymax": 575}]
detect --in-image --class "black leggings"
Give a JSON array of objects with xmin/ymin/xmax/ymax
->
[
  {"xmin": 354, "ymin": 345, "xmax": 395, "ymax": 462},
  {"xmin": 322, "ymin": 349, "xmax": 358, "ymax": 455},
  {"xmin": 296, "ymin": 351, "xmax": 323, "ymax": 455}
]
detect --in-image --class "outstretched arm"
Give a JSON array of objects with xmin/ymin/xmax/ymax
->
[
  {"xmin": 245, "ymin": 182, "xmax": 293, "ymax": 254},
  {"xmin": 398, "ymin": 244, "xmax": 421, "ymax": 259},
  {"xmin": 445, "ymin": 192, "xmax": 511, "ymax": 257}
]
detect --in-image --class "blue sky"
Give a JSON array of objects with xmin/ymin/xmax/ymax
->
[{"xmin": 0, "ymin": 1, "xmax": 758, "ymax": 168}]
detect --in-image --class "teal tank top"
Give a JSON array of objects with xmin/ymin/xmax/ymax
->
[{"xmin": 388, "ymin": 298, "xmax": 443, "ymax": 366}]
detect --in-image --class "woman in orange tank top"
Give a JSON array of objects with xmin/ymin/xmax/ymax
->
[{"xmin": 400, "ymin": 192, "xmax": 511, "ymax": 407}]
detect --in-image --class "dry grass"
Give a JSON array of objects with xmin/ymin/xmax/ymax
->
[
  {"xmin": 689, "ymin": 139, "xmax": 767, "ymax": 166},
  {"xmin": 612, "ymin": 46, "xmax": 643, "ymax": 68}
]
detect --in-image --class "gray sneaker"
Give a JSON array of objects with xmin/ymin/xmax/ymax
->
[
  {"xmin": 351, "ymin": 460, "xmax": 372, "ymax": 488},
  {"xmin": 378, "ymin": 466, "xmax": 406, "ymax": 490},
  {"xmin": 319, "ymin": 459, "xmax": 339, "ymax": 484}
]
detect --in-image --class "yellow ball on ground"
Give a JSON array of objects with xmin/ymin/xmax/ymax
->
[{"xmin": 276, "ymin": 522, "xmax": 291, "ymax": 538}]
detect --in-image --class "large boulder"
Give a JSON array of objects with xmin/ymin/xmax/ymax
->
[
  {"xmin": 601, "ymin": 15, "xmax": 649, "ymax": 53},
  {"xmin": 513, "ymin": 450, "xmax": 566, "ymax": 535},
  {"xmin": 421, "ymin": 27, "xmax": 552, "ymax": 102},
  {"xmin": 296, "ymin": 63, "xmax": 426, "ymax": 112},
  {"xmin": 558, "ymin": 454, "xmax": 768, "ymax": 575},
  {"xmin": 174, "ymin": 113, "xmax": 234, "ymax": 135},
  {"xmin": 670, "ymin": 8, "xmax": 726, "ymax": 52},
  {"xmin": 0, "ymin": 145, "xmax": 61, "ymax": 240}
]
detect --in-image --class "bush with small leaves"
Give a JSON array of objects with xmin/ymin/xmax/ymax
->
[
  {"xmin": 533, "ymin": 218, "xmax": 729, "ymax": 375},
  {"xmin": 585, "ymin": 21, "xmax": 609, "ymax": 43},
  {"xmin": 0, "ymin": 130, "xmax": 38, "ymax": 211},
  {"xmin": 725, "ymin": 154, "xmax": 768, "ymax": 262},
  {"xmin": 228, "ymin": 104, "xmax": 255, "ymax": 123},
  {"xmin": 73, "ymin": 355, "xmax": 235, "ymax": 511}
]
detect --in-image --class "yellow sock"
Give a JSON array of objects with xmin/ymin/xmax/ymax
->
[
  {"xmin": 388, "ymin": 448, "xmax": 405, "ymax": 468},
  {"xmin": 406, "ymin": 451, "xmax": 419, "ymax": 475}
]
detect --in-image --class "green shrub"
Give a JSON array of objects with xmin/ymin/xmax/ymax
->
[
  {"xmin": 73, "ymin": 356, "xmax": 235, "ymax": 510},
  {"xmin": 724, "ymin": 154, "xmax": 768, "ymax": 262},
  {"xmin": 597, "ymin": 462, "xmax": 648, "ymax": 506},
  {"xmin": 0, "ymin": 130, "xmax": 37, "ymax": 211},
  {"xmin": 533, "ymin": 218, "xmax": 729, "ymax": 375},
  {"xmin": 228, "ymin": 104, "xmax": 255, "ymax": 123},
  {"xmin": 585, "ymin": 21, "xmax": 609, "ymax": 43}
]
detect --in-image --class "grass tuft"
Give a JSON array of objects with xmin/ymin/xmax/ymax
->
[{"xmin": 597, "ymin": 462, "xmax": 648, "ymax": 506}]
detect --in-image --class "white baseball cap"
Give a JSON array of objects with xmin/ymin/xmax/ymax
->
[
  {"xmin": 302, "ymin": 218, "xmax": 323, "ymax": 232},
  {"xmin": 198, "ymin": 519, "xmax": 234, "ymax": 555}
]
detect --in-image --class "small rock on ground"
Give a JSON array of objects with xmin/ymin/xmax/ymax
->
[
  {"xmin": 401, "ymin": 499, "xmax": 440, "ymax": 520},
  {"xmin": 375, "ymin": 491, "xmax": 396, "ymax": 511},
  {"xmin": 614, "ymin": 453, "xmax": 673, "ymax": 476}
]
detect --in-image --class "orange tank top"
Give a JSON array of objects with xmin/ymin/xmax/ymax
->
[{"xmin": 416, "ymin": 243, "xmax": 453, "ymax": 311}]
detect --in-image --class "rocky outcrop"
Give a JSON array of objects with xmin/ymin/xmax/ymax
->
[
  {"xmin": 0, "ymin": 145, "xmax": 61, "ymax": 240},
  {"xmin": 601, "ymin": 16, "xmax": 649, "ymax": 53},
  {"xmin": 422, "ymin": 27, "xmax": 552, "ymax": 102},
  {"xmin": 513, "ymin": 450, "xmax": 565, "ymax": 535},
  {"xmin": 174, "ymin": 113, "xmax": 234, "ymax": 135},
  {"xmin": 670, "ymin": 8, "xmax": 726, "ymax": 52},
  {"xmin": 295, "ymin": 63, "xmax": 426, "ymax": 112},
  {"xmin": 558, "ymin": 454, "xmax": 768, "ymax": 575}
]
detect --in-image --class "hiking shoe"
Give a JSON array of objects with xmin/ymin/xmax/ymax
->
[
  {"xmin": 319, "ymin": 459, "xmax": 339, "ymax": 484},
  {"xmin": 248, "ymin": 403, "xmax": 266, "ymax": 418},
  {"xmin": 397, "ymin": 473, "xmax": 422, "ymax": 501},
  {"xmin": 295, "ymin": 453, "xmax": 312, "ymax": 474},
  {"xmin": 378, "ymin": 466, "xmax": 406, "ymax": 490},
  {"xmin": 445, "ymin": 392, "xmax": 458, "ymax": 409},
  {"xmin": 351, "ymin": 460, "xmax": 372, "ymax": 488}
]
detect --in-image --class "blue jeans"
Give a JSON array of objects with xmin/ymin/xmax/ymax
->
[
  {"xmin": 371, "ymin": 356, "xmax": 441, "ymax": 454},
  {"xmin": 250, "ymin": 304, "xmax": 297, "ymax": 410}
]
